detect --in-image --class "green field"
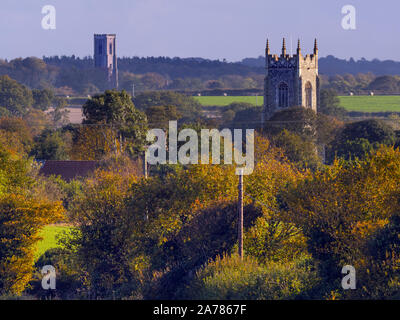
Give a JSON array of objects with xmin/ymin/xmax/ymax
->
[
  {"xmin": 195, "ymin": 95, "xmax": 400, "ymax": 112},
  {"xmin": 35, "ymin": 225, "xmax": 72, "ymax": 260},
  {"xmin": 338, "ymin": 96, "xmax": 400, "ymax": 112},
  {"xmin": 195, "ymin": 96, "xmax": 263, "ymax": 106}
]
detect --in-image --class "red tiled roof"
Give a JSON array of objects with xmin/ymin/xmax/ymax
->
[{"xmin": 39, "ymin": 160, "xmax": 99, "ymax": 181}]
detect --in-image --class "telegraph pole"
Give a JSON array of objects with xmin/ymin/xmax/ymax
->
[
  {"xmin": 238, "ymin": 169, "xmax": 244, "ymax": 259},
  {"xmin": 143, "ymin": 147, "xmax": 148, "ymax": 179}
]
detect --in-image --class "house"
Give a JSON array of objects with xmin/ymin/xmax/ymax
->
[{"xmin": 39, "ymin": 160, "xmax": 99, "ymax": 181}]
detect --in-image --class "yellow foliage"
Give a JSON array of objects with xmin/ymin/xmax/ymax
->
[
  {"xmin": 281, "ymin": 146, "xmax": 400, "ymax": 291},
  {"xmin": 0, "ymin": 194, "xmax": 64, "ymax": 295}
]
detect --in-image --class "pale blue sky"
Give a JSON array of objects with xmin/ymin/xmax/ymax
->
[{"xmin": 0, "ymin": 0, "xmax": 398, "ymax": 61}]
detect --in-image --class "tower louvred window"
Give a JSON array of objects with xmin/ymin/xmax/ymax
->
[
  {"xmin": 305, "ymin": 82, "xmax": 312, "ymax": 108},
  {"xmin": 278, "ymin": 82, "xmax": 289, "ymax": 108}
]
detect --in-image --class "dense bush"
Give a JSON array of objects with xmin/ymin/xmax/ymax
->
[
  {"xmin": 281, "ymin": 146, "xmax": 400, "ymax": 298},
  {"xmin": 328, "ymin": 119, "xmax": 396, "ymax": 162},
  {"xmin": 183, "ymin": 254, "xmax": 320, "ymax": 300}
]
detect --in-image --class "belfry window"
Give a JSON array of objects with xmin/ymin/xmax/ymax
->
[
  {"xmin": 305, "ymin": 82, "xmax": 312, "ymax": 108},
  {"xmin": 278, "ymin": 82, "xmax": 289, "ymax": 108}
]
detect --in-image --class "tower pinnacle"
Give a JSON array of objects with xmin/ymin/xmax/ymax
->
[
  {"xmin": 314, "ymin": 38, "xmax": 318, "ymax": 55},
  {"xmin": 282, "ymin": 38, "xmax": 286, "ymax": 56},
  {"xmin": 263, "ymin": 38, "xmax": 319, "ymax": 124}
]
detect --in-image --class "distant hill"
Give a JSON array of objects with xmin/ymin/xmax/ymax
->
[{"xmin": 240, "ymin": 55, "xmax": 400, "ymax": 76}]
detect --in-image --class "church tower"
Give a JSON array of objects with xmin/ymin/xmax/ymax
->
[
  {"xmin": 94, "ymin": 34, "xmax": 118, "ymax": 89},
  {"xmin": 263, "ymin": 38, "xmax": 319, "ymax": 123}
]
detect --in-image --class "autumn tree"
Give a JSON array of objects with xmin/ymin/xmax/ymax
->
[
  {"xmin": 131, "ymin": 135, "xmax": 307, "ymax": 298},
  {"xmin": 0, "ymin": 75, "xmax": 33, "ymax": 116},
  {"xmin": 66, "ymin": 170, "xmax": 139, "ymax": 299},
  {"xmin": 0, "ymin": 147, "xmax": 64, "ymax": 296},
  {"xmin": 70, "ymin": 125, "xmax": 118, "ymax": 160},
  {"xmin": 82, "ymin": 90, "xmax": 148, "ymax": 156},
  {"xmin": 23, "ymin": 109, "xmax": 51, "ymax": 136},
  {"xmin": 0, "ymin": 117, "xmax": 33, "ymax": 155},
  {"xmin": 281, "ymin": 146, "xmax": 400, "ymax": 297},
  {"xmin": 31, "ymin": 129, "xmax": 71, "ymax": 160},
  {"xmin": 65, "ymin": 134, "xmax": 305, "ymax": 299}
]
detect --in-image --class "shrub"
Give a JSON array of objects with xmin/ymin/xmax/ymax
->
[{"xmin": 183, "ymin": 254, "xmax": 319, "ymax": 300}]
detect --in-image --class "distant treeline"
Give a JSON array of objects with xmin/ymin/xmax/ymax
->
[
  {"xmin": 44, "ymin": 55, "xmax": 263, "ymax": 79},
  {"xmin": 1, "ymin": 55, "xmax": 400, "ymax": 95},
  {"xmin": 241, "ymin": 55, "xmax": 400, "ymax": 76}
]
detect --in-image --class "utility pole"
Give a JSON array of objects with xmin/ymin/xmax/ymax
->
[
  {"xmin": 238, "ymin": 169, "xmax": 244, "ymax": 259},
  {"xmin": 143, "ymin": 148, "xmax": 148, "ymax": 179},
  {"xmin": 143, "ymin": 147, "xmax": 149, "ymax": 221}
]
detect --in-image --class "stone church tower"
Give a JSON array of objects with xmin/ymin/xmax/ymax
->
[
  {"xmin": 263, "ymin": 38, "xmax": 319, "ymax": 123},
  {"xmin": 94, "ymin": 34, "xmax": 119, "ymax": 89}
]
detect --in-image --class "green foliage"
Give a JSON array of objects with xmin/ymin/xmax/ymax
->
[
  {"xmin": 281, "ymin": 146, "xmax": 400, "ymax": 297},
  {"xmin": 83, "ymin": 90, "xmax": 139, "ymax": 125},
  {"xmin": 176, "ymin": 202, "xmax": 261, "ymax": 266},
  {"xmin": 231, "ymin": 106, "xmax": 262, "ymax": 130},
  {"xmin": 0, "ymin": 75, "xmax": 33, "ymax": 116},
  {"xmin": 266, "ymin": 106, "xmax": 341, "ymax": 147},
  {"xmin": 136, "ymin": 136, "xmax": 305, "ymax": 299},
  {"xmin": 328, "ymin": 119, "xmax": 396, "ymax": 161},
  {"xmin": 216, "ymin": 102, "xmax": 256, "ymax": 125},
  {"xmin": 145, "ymin": 105, "xmax": 182, "ymax": 129},
  {"xmin": 368, "ymin": 75, "xmax": 400, "ymax": 93},
  {"xmin": 0, "ymin": 146, "xmax": 33, "ymax": 195},
  {"xmin": 31, "ymin": 129, "xmax": 70, "ymax": 160},
  {"xmin": 338, "ymin": 119, "xmax": 395, "ymax": 145},
  {"xmin": 0, "ymin": 147, "xmax": 64, "ymax": 295},
  {"xmin": 133, "ymin": 91, "xmax": 202, "ymax": 121},
  {"xmin": 66, "ymin": 171, "xmax": 141, "ymax": 299},
  {"xmin": 0, "ymin": 107, "xmax": 11, "ymax": 117},
  {"xmin": 319, "ymin": 89, "xmax": 347, "ymax": 118},
  {"xmin": 245, "ymin": 215, "xmax": 308, "ymax": 265},
  {"xmin": 272, "ymin": 130, "xmax": 321, "ymax": 170},
  {"xmin": 29, "ymin": 248, "xmax": 83, "ymax": 299},
  {"xmin": 322, "ymin": 72, "xmax": 375, "ymax": 95},
  {"xmin": 362, "ymin": 214, "xmax": 400, "ymax": 299},
  {"xmin": 0, "ymin": 117, "xmax": 33, "ymax": 155},
  {"xmin": 184, "ymin": 254, "xmax": 320, "ymax": 300},
  {"xmin": 266, "ymin": 106, "xmax": 317, "ymax": 138},
  {"xmin": 83, "ymin": 90, "xmax": 148, "ymax": 155},
  {"xmin": 206, "ymin": 80, "xmax": 224, "ymax": 89},
  {"xmin": 32, "ymin": 88, "xmax": 54, "ymax": 111}
]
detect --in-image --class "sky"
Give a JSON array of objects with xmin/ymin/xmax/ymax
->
[{"xmin": 0, "ymin": 0, "xmax": 399, "ymax": 62}]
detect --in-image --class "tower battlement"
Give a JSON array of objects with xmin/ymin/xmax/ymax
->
[{"xmin": 263, "ymin": 38, "xmax": 319, "ymax": 122}]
